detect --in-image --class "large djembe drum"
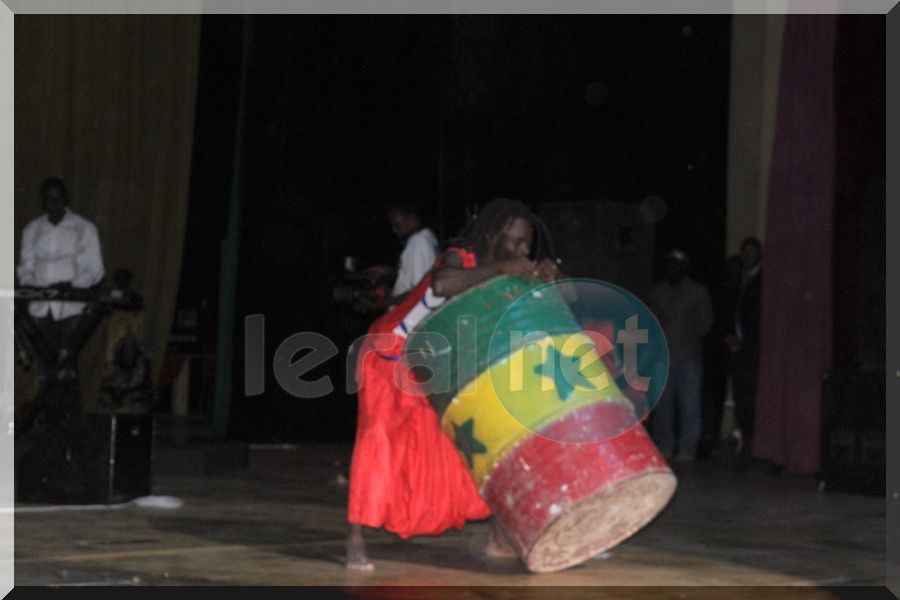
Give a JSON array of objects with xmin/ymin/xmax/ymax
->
[{"xmin": 405, "ymin": 275, "xmax": 676, "ymax": 573}]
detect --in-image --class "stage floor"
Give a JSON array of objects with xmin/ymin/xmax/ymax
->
[{"xmin": 13, "ymin": 444, "xmax": 887, "ymax": 595}]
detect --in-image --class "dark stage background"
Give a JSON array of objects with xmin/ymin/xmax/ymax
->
[
  {"xmin": 175, "ymin": 15, "xmax": 732, "ymax": 443},
  {"xmin": 12, "ymin": 13, "xmax": 884, "ymax": 478}
]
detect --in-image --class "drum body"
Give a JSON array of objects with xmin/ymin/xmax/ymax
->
[{"xmin": 405, "ymin": 275, "xmax": 676, "ymax": 572}]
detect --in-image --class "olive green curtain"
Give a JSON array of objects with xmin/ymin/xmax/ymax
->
[{"xmin": 14, "ymin": 15, "xmax": 201, "ymax": 410}]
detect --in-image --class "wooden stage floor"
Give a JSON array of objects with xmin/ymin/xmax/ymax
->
[{"xmin": 12, "ymin": 444, "xmax": 888, "ymax": 597}]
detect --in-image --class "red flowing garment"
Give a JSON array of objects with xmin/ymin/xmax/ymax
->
[{"xmin": 347, "ymin": 248, "xmax": 491, "ymax": 538}]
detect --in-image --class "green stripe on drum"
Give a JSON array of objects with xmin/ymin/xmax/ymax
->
[{"xmin": 405, "ymin": 275, "xmax": 582, "ymax": 418}]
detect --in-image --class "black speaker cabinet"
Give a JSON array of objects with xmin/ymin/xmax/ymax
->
[
  {"xmin": 820, "ymin": 369, "xmax": 885, "ymax": 495},
  {"xmin": 17, "ymin": 412, "xmax": 153, "ymax": 505},
  {"xmin": 539, "ymin": 200, "xmax": 655, "ymax": 299}
]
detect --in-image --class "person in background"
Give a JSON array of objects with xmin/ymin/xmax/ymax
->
[
  {"xmin": 98, "ymin": 269, "xmax": 150, "ymax": 414},
  {"xmin": 704, "ymin": 254, "xmax": 745, "ymax": 461},
  {"xmin": 16, "ymin": 177, "xmax": 105, "ymax": 379},
  {"xmin": 15, "ymin": 177, "xmax": 105, "ymax": 440},
  {"xmin": 355, "ymin": 202, "xmax": 439, "ymax": 313},
  {"xmin": 724, "ymin": 236, "xmax": 763, "ymax": 468},
  {"xmin": 98, "ymin": 334, "xmax": 152, "ymax": 413},
  {"xmin": 648, "ymin": 248, "xmax": 714, "ymax": 462}
]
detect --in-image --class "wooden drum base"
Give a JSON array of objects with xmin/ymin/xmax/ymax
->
[
  {"xmin": 526, "ymin": 470, "xmax": 677, "ymax": 573},
  {"xmin": 481, "ymin": 402, "xmax": 678, "ymax": 573}
]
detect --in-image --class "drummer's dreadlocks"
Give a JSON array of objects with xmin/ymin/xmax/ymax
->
[{"xmin": 454, "ymin": 198, "xmax": 558, "ymax": 262}]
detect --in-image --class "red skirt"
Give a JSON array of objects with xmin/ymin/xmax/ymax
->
[{"xmin": 347, "ymin": 336, "xmax": 491, "ymax": 539}]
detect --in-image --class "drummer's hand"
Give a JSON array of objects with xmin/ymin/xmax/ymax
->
[
  {"xmin": 498, "ymin": 257, "xmax": 537, "ymax": 278},
  {"xmin": 535, "ymin": 258, "xmax": 561, "ymax": 281}
]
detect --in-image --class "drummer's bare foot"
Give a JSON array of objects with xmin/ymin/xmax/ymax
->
[
  {"xmin": 346, "ymin": 523, "xmax": 375, "ymax": 571},
  {"xmin": 485, "ymin": 518, "xmax": 518, "ymax": 559}
]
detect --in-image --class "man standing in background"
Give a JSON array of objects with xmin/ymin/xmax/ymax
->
[
  {"xmin": 649, "ymin": 248, "xmax": 714, "ymax": 462},
  {"xmin": 725, "ymin": 236, "xmax": 763, "ymax": 467},
  {"xmin": 15, "ymin": 177, "xmax": 105, "ymax": 431}
]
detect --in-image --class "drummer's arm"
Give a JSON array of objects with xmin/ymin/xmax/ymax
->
[{"xmin": 432, "ymin": 253, "xmax": 534, "ymax": 297}]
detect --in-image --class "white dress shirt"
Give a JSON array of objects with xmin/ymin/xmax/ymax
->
[
  {"xmin": 391, "ymin": 227, "xmax": 438, "ymax": 297},
  {"xmin": 17, "ymin": 208, "xmax": 105, "ymax": 320}
]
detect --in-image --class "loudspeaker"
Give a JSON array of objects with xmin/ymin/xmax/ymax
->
[
  {"xmin": 540, "ymin": 200, "xmax": 655, "ymax": 298},
  {"xmin": 17, "ymin": 412, "xmax": 153, "ymax": 504},
  {"xmin": 820, "ymin": 369, "xmax": 885, "ymax": 495},
  {"xmin": 83, "ymin": 413, "xmax": 154, "ymax": 504}
]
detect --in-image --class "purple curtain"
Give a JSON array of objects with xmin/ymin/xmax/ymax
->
[{"xmin": 752, "ymin": 15, "xmax": 837, "ymax": 474}]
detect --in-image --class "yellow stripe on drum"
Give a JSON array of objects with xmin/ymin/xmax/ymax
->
[{"xmin": 441, "ymin": 331, "xmax": 630, "ymax": 486}]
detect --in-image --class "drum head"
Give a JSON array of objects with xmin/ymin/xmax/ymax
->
[{"xmin": 524, "ymin": 470, "xmax": 677, "ymax": 573}]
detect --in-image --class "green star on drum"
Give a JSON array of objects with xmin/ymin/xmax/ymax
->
[
  {"xmin": 533, "ymin": 344, "xmax": 598, "ymax": 402},
  {"xmin": 452, "ymin": 418, "xmax": 487, "ymax": 469}
]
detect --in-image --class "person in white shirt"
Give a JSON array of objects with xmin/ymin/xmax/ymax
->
[
  {"xmin": 355, "ymin": 203, "xmax": 439, "ymax": 312},
  {"xmin": 15, "ymin": 177, "xmax": 106, "ymax": 383},
  {"xmin": 388, "ymin": 204, "xmax": 439, "ymax": 297}
]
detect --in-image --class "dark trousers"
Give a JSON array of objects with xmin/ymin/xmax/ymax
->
[
  {"xmin": 14, "ymin": 303, "xmax": 105, "ymax": 436},
  {"xmin": 731, "ymin": 349, "xmax": 759, "ymax": 452},
  {"xmin": 15, "ymin": 304, "xmax": 105, "ymax": 376}
]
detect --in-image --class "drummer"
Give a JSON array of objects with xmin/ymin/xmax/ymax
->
[{"xmin": 346, "ymin": 198, "xmax": 563, "ymax": 571}]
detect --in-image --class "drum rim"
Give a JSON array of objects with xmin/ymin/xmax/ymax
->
[{"xmin": 524, "ymin": 470, "xmax": 678, "ymax": 573}]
